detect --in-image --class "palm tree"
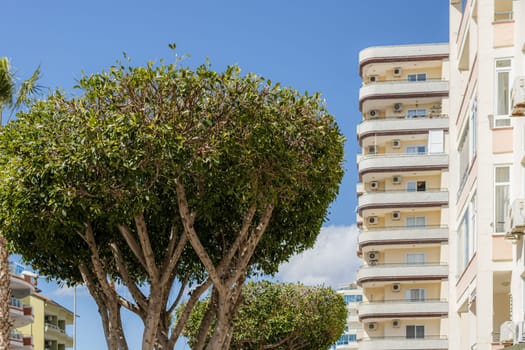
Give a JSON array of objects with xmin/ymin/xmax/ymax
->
[{"xmin": 0, "ymin": 57, "xmax": 41, "ymax": 349}]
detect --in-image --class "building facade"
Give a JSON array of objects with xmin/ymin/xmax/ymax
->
[
  {"xmin": 448, "ymin": 0, "xmax": 525, "ymax": 349},
  {"xmin": 331, "ymin": 283, "xmax": 362, "ymax": 350},
  {"xmin": 355, "ymin": 43, "xmax": 450, "ymax": 350},
  {"xmin": 18, "ymin": 294, "xmax": 74, "ymax": 350},
  {"xmin": 9, "ymin": 262, "xmax": 37, "ymax": 350}
]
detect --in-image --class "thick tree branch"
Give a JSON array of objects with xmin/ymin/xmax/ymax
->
[
  {"xmin": 117, "ymin": 224, "xmax": 148, "ymax": 271},
  {"xmin": 134, "ymin": 213, "xmax": 159, "ymax": 283},
  {"xmin": 109, "ymin": 242, "xmax": 147, "ymax": 312},
  {"xmin": 175, "ymin": 178, "xmax": 224, "ymax": 293},
  {"xmin": 160, "ymin": 229, "xmax": 187, "ymax": 286},
  {"xmin": 228, "ymin": 204, "xmax": 274, "ymax": 286},
  {"xmin": 169, "ymin": 278, "xmax": 213, "ymax": 348},
  {"xmin": 217, "ymin": 203, "xmax": 257, "ymax": 276},
  {"xmin": 167, "ymin": 276, "xmax": 188, "ymax": 315}
]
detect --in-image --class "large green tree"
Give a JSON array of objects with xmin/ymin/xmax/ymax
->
[
  {"xmin": 0, "ymin": 57, "xmax": 344, "ymax": 349},
  {"xmin": 0, "ymin": 57, "xmax": 40, "ymax": 349},
  {"xmin": 182, "ymin": 281, "xmax": 348, "ymax": 350}
]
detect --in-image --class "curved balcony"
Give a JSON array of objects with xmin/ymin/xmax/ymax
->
[
  {"xmin": 358, "ymin": 299, "xmax": 448, "ymax": 321},
  {"xmin": 357, "ymin": 189, "xmax": 448, "ymax": 214},
  {"xmin": 359, "ymin": 80, "xmax": 448, "ymax": 109},
  {"xmin": 356, "ymin": 263, "xmax": 448, "ymax": 286},
  {"xmin": 357, "ymin": 116, "xmax": 449, "ymax": 141},
  {"xmin": 358, "ymin": 153, "xmax": 448, "ymax": 176},
  {"xmin": 9, "ymin": 298, "xmax": 34, "ymax": 328},
  {"xmin": 359, "ymin": 44, "xmax": 449, "ymax": 74},
  {"xmin": 358, "ymin": 225, "xmax": 448, "ymax": 250},
  {"xmin": 359, "ymin": 336, "xmax": 447, "ymax": 350},
  {"xmin": 9, "ymin": 331, "xmax": 33, "ymax": 350}
]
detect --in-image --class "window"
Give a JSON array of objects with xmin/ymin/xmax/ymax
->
[
  {"xmin": 406, "ymin": 145, "xmax": 426, "ymax": 154},
  {"xmin": 469, "ymin": 96, "xmax": 477, "ymax": 163},
  {"xmin": 406, "ymin": 181, "xmax": 426, "ymax": 192},
  {"xmin": 407, "ymin": 73, "xmax": 427, "ymax": 82},
  {"xmin": 494, "ymin": 0, "xmax": 513, "ymax": 21},
  {"xmin": 343, "ymin": 294, "xmax": 362, "ymax": 304},
  {"xmin": 406, "ymin": 288, "xmax": 426, "ymax": 301},
  {"xmin": 428, "ymin": 129, "xmax": 444, "ymax": 154},
  {"xmin": 406, "ymin": 253, "xmax": 425, "ymax": 264},
  {"xmin": 494, "ymin": 59, "xmax": 512, "ymax": 127},
  {"xmin": 457, "ymin": 209, "xmax": 469, "ymax": 272},
  {"xmin": 407, "ymin": 109, "xmax": 427, "ymax": 118},
  {"xmin": 406, "ymin": 325, "xmax": 425, "ymax": 339},
  {"xmin": 407, "ymin": 216, "xmax": 426, "ymax": 228},
  {"xmin": 495, "ymin": 166, "xmax": 510, "ymax": 232},
  {"xmin": 470, "ymin": 193, "xmax": 477, "ymax": 257}
]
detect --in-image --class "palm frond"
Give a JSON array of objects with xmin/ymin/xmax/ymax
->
[
  {"xmin": 14, "ymin": 64, "xmax": 42, "ymax": 109},
  {"xmin": 0, "ymin": 57, "xmax": 15, "ymax": 107}
]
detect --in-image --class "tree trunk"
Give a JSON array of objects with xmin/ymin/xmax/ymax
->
[
  {"xmin": 141, "ymin": 286, "xmax": 164, "ymax": 350},
  {"xmin": 205, "ymin": 292, "xmax": 233, "ymax": 350},
  {"xmin": 0, "ymin": 235, "xmax": 11, "ymax": 350}
]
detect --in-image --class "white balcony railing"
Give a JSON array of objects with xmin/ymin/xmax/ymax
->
[
  {"xmin": 357, "ymin": 115, "xmax": 449, "ymax": 140},
  {"xmin": 357, "ymin": 263, "xmax": 448, "ymax": 285},
  {"xmin": 359, "ymin": 336, "xmax": 448, "ymax": 350},
  {"xmin": 358, "ymin": 299, "xmax": 448, "ymax": 321},
  {"xmin": 359, "ymin": 80, "xmax": 449, "ymax": 104},
  {"xmin": 358, "ymin": 153, "xmax": 448, "ymax": 175},
  {"xmin": 358, "ymin": 225, "xmax": 448, "ymax": 249},
  {"xmin": 358, "ymin": 189, "xmax": 448, "ymax": 213}
]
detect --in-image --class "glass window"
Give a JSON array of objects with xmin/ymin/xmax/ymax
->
[
  {"xmin": 406, "ymin": 145, "xmax": 426, "ymax": 154},
  {"xmin": 406, "ymin": 181, "xmax": 426, "ymax": 192},
  {"xmin": 407, "ymin": 73, "xmax": 427, "ymax": 82},
  {"xmin": 469, "ymin": 96, "xmax": 477, "ymax": 162},
  {"xmin": 495, "ymin": 166, "xmax": 510, "ymax": 232},
  {"xmin": 407, "ymin": 109, "xmax": 427, "ymax": 118},
  {"xmin": 406, "ymin": 253, "xmax": 425, "ymax": 264},
  {"xmin": 406, "ymin": 325, "xmax": 425, "ymax": 339},
  {"xmin": 495, "ymin": 59, "xmax": 512, "ymax": 127},
  {"xmin": 406, "ymin": 288, "xmax": 426, "ymax": 301},
  {"xmin": 407, "ymin": 216, "xmax": 426, "ymax": 228}
]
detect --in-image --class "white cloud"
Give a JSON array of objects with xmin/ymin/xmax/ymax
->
[
  {"xmin": 51, "ymin": 285, "xmax": 89, "ymax": 297},
  {"xmin": 277, "ymin": 225, "xmax": 361, "ymax": 288}
]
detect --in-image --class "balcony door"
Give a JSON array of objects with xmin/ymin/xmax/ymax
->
[
  {"xmin": 406, "ymin": 325, "xmax": 425, "ymax": 339},
  {"xmin": 406, "ymin": 288, "xmax": 426, "ymax": 301},
  {"xmin": 406, "ymin": 253, "xmax": 425, "ymax": 264}
]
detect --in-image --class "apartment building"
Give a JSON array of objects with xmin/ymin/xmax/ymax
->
[
  {"xmin": 18, "ymin": 293, "xmax": 74, "ymax": 350},
  {"xmin": 9, "ymin": 262, "xmax": 37, "ymax": 350},
  {"xmin": 330, "ymin": 283, "xmax": 362, "ymax": 350},
  {"xmin": 447, "ymin": 0, "xmax": 525, "ymax": 349},
  {"xmin": 355, "ymin": 43, "xmax": 450, "ymax": 350}
]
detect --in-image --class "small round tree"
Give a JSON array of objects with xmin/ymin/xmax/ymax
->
[
  {"xmin": 182, "ymin": 281, "xmax": 348, "ymax": 350},
  {"xmin": 0, "ymin": 56, "xmax": 344, "ymax": 349}
]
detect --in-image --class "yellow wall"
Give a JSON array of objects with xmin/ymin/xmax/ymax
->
[{"xmin": 18, "ymin": 295, "xmax": 45, "ymax": 350}]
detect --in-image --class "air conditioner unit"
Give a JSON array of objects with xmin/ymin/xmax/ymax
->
[
  {"xmin": 505, "ymin": 199, "xmax": 525, "ymax": 237},
  {"xmin": 393, "ymin": 103, "xmax": 403, "ymax": 112},
  {"xmin": 392, "ymin": 319, "xmax": 401, "ymax": 328},
  {"xmin": 511, "ymin": 76, "xmax": 525, "ymax": 117},
  {"xmin": 515, "ymin": 321, "xmax": 525, "ymax": 343},
  {"xmin": 367, "ymin": 322, "xmax": 378, "ymax": 331},
  {"xmin": 392, "ymin": 211, "xmax": 401, "ymax": 220},
  {"xmin": 500, "ymin": 321, "xmax": 514, "ymax": 343},
  {"xmin": 370, "ymin": 181, "xmax": 379, "ymax": 190},
  {"xmin": 369, "ymin": 109, "xmax": 380, "ymax": 118},
  {"xmin": 392, "ymin": 175, "xmax": 402, "ymax": 184},
  {"xmin": 369, "ymin": 75, "xmax": 378, "ymax": 83},
  {"xmin": 368, "ymin": 145, "xmax": 378, "ymax": 154},
  {"xmin": 392, "ymin": 283, "xmax": 401, "ymax": 292},
  {"xmin": 367, "ymin": 251, "xmax": 379, "ymax": 262},
  {"xmin": 367, "ymin": 216, "xmax": 378, "ymax": 225},
  {"xmin": 392, "ymin": 139, "xmax": 401, "ymax": 148},
  {"xmin": 393, "ymin": 67, "xmax": 402, "ymax": 77}
]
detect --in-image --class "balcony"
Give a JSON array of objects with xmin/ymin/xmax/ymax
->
[
  {"xmin": 357, "ymin": 116, "xmax": 449, "ymax": 141},
  {"xmin": 358, "ymin": 299, "xmax": 448, "ymax": 321},
  {"xmin": 9, "ymin": 298, "xmax": 34, "ymax": 327},
  {"xmin": 358, "ymin": 225, "xmax": 448, "ymax": 250},
  {"xmin": 359, "ymin": 80, "xmax": 448, "ymax": 109},
  {"xmin": 357, "ymin": 189, "xmax": 448, "ymax": 214},
  {"xmin": 45, "ymin": 322, "xmax": 67, "ymax": 334},
  {"xmin": 9, "ymin": 330, "xmax": 33, "ymax": 350},
  {"xmin": 359, "ymin": 336, "xmax": 447, "ymax": 350},
  {"xmin": 356, "ymin": 263, "xmax": 448, "ymax": 286},
  {"xmin": 358, "ymin": 153, "xmax": 448, "ymax": 176}
]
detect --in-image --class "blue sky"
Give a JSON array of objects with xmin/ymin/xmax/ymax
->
[{"xmin": 1, "ymin": 1, "xmax": 448, "ymax": 349}]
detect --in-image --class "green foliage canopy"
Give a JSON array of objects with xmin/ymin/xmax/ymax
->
[{"xmin": 182, "ymin": 281, "xmax": 347, "ymax": 350}]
